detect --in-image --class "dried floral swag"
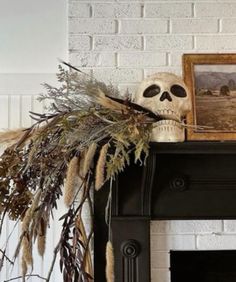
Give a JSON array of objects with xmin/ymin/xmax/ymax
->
[{"xmin": 0, "ymin": 64, "xmax": 162, "ymax": 282}]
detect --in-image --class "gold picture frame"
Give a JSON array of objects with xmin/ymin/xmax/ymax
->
[{"xmin": 183, "ymin": 53, "xmax": 236, "ymax": 141}]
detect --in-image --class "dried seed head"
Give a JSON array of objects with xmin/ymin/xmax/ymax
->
[
  {"xmin": 82, "ymin": 143, "xmax": 97, "ymax": 177},
  {"xmin": 21, "ymin": 257, "xmax": 27, "ymax": 278},
  {"xmin": 22, "ymin": 236, "xmax": 33, "ymax": 266},
  {"xmin": 64, "ymin": 156, "xmax": 80, "ymax": 207},
  {"xmin": 106, "ymin": 241, "xmax": 114, "ymax": 282},
  {"xmin": 22, "ymin": 189, "xmax": 41, "ymax": 232},
  {"xmin": 37, "ymin": 218, "xmax": 47, "ymax": 257},
  {"xmin": 95, "ymin": 143, "xmax": 109, "ymax": 191},
  {"xmin": 0, "ymin": 128, "xmax": 25, "ymax": 144}
]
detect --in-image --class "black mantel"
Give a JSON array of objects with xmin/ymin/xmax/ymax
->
[{"xmin": 94, "ymin": 142, "xmax": 236, "ymax": 282}]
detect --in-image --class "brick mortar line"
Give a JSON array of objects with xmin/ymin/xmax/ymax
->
[
  {"xmin": 69, "ymin": 1, "xmax": 191, "ymax": 2},
  {"xmin": 70, "ymin": 33, "xmax": 236, "ymax": 36}
]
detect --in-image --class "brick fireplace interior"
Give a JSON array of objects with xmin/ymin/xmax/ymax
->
[{"xmin": 170, "ymin": 250, "xmax": 236, "ymax": 282}]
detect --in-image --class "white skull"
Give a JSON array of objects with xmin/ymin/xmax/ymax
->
[{"xmin": 134, "ymin": 72, "xmax": 191, "ymax": 142}]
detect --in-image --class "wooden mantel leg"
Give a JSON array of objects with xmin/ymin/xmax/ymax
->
[{"xmin": 112, "ymin": 217, "xmax": 150, "ymax": 282}]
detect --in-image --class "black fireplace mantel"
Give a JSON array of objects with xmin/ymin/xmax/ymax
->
[{"xmin": 95, "ymin": 142, "xmax": 236, "ymax": 282}]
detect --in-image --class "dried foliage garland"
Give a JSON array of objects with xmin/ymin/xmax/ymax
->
[{"xmin": 0, "ymin": 64, "xmax": 163, "ymax": 281}]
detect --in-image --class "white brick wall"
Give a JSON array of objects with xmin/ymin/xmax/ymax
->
[
  {"xmin": 151, "ymin": 220, "xmax": 236, "ymax": 282},
  {"xmin": 69, "ymin": 1, "xmax": 236, "ymax": 281},
  {"xmin": 69, "ymin": 0, "xmax": 236, "ymax": 95}
]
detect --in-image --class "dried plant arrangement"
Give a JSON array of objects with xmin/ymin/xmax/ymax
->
[{"xmin": 0, "ymin": 63, "xmax": 163, "ymax": 282}]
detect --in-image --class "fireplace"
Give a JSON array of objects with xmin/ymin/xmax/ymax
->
[
  {"xmin": 170, "ymin": 250, "xmax": 236, "ymax": 282},
  {"xmin": 95, "ymin": 142, "xmax": 236, "ymax": 281}
]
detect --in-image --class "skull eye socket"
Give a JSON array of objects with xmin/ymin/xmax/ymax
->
[
  {"xmin": 143, "ymin": 85, "xmax": 161, "ymax": 98},
  {"xmin": 170, "ymin": 84, "xmax": 187, "ymax": 98}
]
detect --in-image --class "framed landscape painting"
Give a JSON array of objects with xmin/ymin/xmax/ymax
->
[{"xmin": 183, "ymin": 53, "xmax": 236, "ymax": 140}]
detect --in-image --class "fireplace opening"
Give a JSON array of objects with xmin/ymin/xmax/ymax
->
[{"xmin": 170, "ymin": 250, "xmax": 236, "ymax": 282}]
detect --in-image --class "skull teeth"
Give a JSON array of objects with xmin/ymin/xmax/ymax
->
[
  {"xmin": 155, "ymin": 109, "xmax": 181, "ymax": 122},
  {"xmin": 154, "ymin": 120, "xmax": 182, "ymax": 129}
]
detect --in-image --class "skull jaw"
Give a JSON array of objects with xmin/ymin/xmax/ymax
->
[{"xmin": 151, "ymin": 121, "xmax": 185, "ymax": 142}]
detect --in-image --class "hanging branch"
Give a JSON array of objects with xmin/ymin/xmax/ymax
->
[{"xmin": 0, "ymin": 64, "xmax": 171, "ymax": 281}]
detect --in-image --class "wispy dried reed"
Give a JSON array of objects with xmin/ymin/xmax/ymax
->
[
  {"xmin": 105, "ymin": 241, "xmax": 114, "ymax": 282},
  {"xmin": 21, "ymin": 190, "xmax": 41, "ymax": 274},
  {"xmin": 37, "ymin": 218, "xmax": 47, "ymax": 257},
  {"xmin": 95, "ymin": 143, "xmax": 109, "ymax": 191},
  {"xmin": 0, "ymin": 128, "xmax": 25, "ymax": 144},
  {"xmin": 82, "ymin": 143, "xmax": 97, "ymax": 177},
  {"xmin": 64, "ymin": 156, "xmax": 80, "ymax": 207}
]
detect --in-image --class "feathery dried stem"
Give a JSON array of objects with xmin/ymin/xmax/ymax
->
[
  {"xmin": 37, "ymin": 219, "xmax": 47, "ymax": 257},
  {"xmin": 21, "ymin": 189, "xmax": 41, "ymax": 272},
  {"xmin": 21, "ymin": 257, "xmax": 27, "ymax": 278},
  {"xmin": 22, "ymin": 236, "xmax": 33, "ymax": 266},
  {"xmin": 0, "ymin": 129, "xmax": 26, "ymax": 144},
  {"xmin": 105, "ymin": 241, "xmax": 114, "ymax": 282},
  {"xmin": 95, "ymin": 143, "xmax": 109, "ymax": 191},
  {"xmin": 95, "ymin": 89, "xmax": 127, "ymax": 112},
  {"xmin": 82, "ymin": 143, "xmax": 97, "ymax": 177},
  {"xmin": 64, "ymin": 156, "xmax": 80, "ymax": 207},
  {"xmin": 22, "ymin": 190, "xmax": 41, "ymax": 232}
]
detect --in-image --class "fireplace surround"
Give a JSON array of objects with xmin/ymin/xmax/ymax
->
[{"xmin": 94, "ymin": 142, "xmax": 236, "ymax": 281}]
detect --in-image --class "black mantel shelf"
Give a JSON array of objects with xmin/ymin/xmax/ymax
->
[
  {"xmin": 150, "ymin": 141, "xmax": 236, "ymax": 154},
  {"xmin": 95, "ymin": 142, "xmax": 236, "ymax": 282}
]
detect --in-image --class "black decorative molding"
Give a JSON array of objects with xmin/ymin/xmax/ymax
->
[
  {"xmin": 95, "ymin": 142, "xmax": 236, "ymax": 281},
  {"xmin": 169, "ymin": 175, "xmax": 188, "ymax": 192},
  {"xmin": 121, "ymin": 240, "xmax": 141, "ymax": 282},
  {"xmin": 121, "ymin": 239, "xmax": 140, "ymax": 259},
  {"xmin": 112, "ymin": 217, "xmax": 150, "ymax": 282}
]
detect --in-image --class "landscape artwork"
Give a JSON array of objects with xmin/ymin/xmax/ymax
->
[{"xmin": 194, "ymin": 64, "xmax": 236, "ymax": 132}]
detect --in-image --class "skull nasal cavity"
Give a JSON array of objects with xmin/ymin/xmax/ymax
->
[{"xmin": 160, "ymin": 91, "xmax": 172, "ymax": 102}]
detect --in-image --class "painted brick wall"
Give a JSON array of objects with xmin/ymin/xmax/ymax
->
[
  {"xmin": 150, "ymin": 220, "xmax": 236, "ymax": 282},
  {"xmin": 69, "ymin": 0, "xmax": 236, "ymax": 96},
  {"xmin": 68, "ymin": 1, "xmax": 236, "ymax": 281}
]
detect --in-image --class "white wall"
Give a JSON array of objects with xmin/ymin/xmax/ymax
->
[
  {"xmin": 68, "ymin": 1, "xmax": 236, "ymax": 282},
  {"xmin": 0, "ymin": 0, "xmax": 68, "ymax": 97},
  {"xmin": 0, "ymin": 0, "xmax": 67, "ymax": 73},
  {"xmin": 69, "ymin": 0, "xmax": 236, "ymax": 95},
  {"xmin": 0, "ymin": 1, "xmax": 68, "ymax": 281}
]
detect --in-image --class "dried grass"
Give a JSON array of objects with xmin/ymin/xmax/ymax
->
[
  {"xmin": 21, "ymin": 190, "xmax": 41, "ymax": 271},
  {"xmin": 64, "ymin": 156, "xmax": 80, "ymax": 207},
  {"xmin": 95, "ymin": 143, "xmax": 108, "ymax": 191},
  {"xmin": 105, "ymin": 241, "xmax": 114, "ymax": 282},
  {"xmin": 22, "ymin": 236, "xmax": 33, "ymax": 266},
  {"xmin": 37, "ymin": 219, "xmax": 47, "ymax": 257},
  {"xmin": 0, "ymin": 128, "xmax": 26, "ymax": 144},
  {"xmin": 96, "ymin": 89, "xmax": 127, "ymax": 112},
  {"xmin": 82, "ymin": 143, "xmax": 97, "ymax": 177},
  {"xmin": 21, "ymin": 257, "xmax": 27, "ymax": 278}
]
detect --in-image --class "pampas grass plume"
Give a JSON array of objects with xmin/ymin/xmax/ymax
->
[
  {"xmin": 0, "ymin": 128, "xmax": 25, "ymax": 144},
  {"xmin": 37, "ymin": 219, "xmax": 47, "ymax": 257},
  {"xmin": 95, "ymin": 143, "xmax": 108, "ymax": 191},
  {"xmin": 22, "ymin": 236, "xmax": 33, "ymax": 266},
  {"xmin": 106, "ymin": 241, "xmax": 115, "ymax": 282},
  {"xmin": 64, "ymin": 156, "xmax": 79, "ymax": 207},
  {"xmin": 21, "ymin": 257, "xmax": 27, "ymax": 279},
  {"xmin": 82, "ymin": 143, "xmax": 97, "ymax": 177},
  {"xmin": 21, "ymin": 189, "xmax": 41, "ymax": 272}
]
